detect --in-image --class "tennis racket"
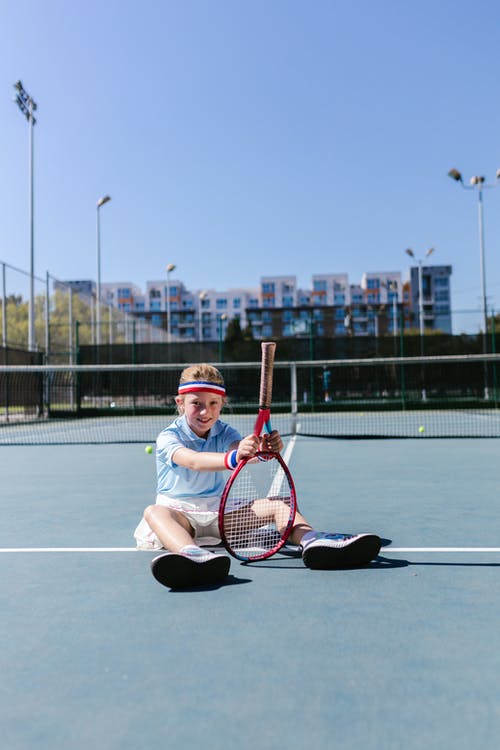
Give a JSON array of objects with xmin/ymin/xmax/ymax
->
[{"xmin": 218, "ymin": 341, "xmax": 297, "ymax": 561}]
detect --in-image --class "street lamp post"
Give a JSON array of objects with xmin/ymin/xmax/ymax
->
[
  {"xmin": 405, "ymin": 248, "xmax": 435, "ymax": 401},
  {"xmin": 198, "ymin": 291, "xmax": 207, "ymax": 342},
  {"xmin": 382, "ymin": 280, "xmax": 399, "ymax": 338},
  {"xmin": 13, "ymin": 80, "xmax": 37, "ymax": 351},
  {"xmin": 166, "ymin": 263, "xmax": 176, "ymax": 343},
  {"xmin": 405, "ymin": 247, "xmax": 435, "ymax": 352},
  {"xmin": 218, "ymin": 313, "xmax": 227, "ymax": 361},
  {"xmin": 448, "ymin": 168, "xmax": 500, "ymax": 348},
  {"xmin": 96, "ymin": 195, "xmax": 111, "ymax": 346}
]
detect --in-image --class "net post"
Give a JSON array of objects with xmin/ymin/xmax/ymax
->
[
  {"xmin": 75, "ymin": 321, "xmax": 82, "ymax": 414},
  {"xmin": 290, "ymin": 361, "xmax": 298, "ymax": 434}
]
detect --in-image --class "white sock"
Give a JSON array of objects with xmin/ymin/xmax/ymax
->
[
  {"xmin": 180, "ymin": 544, "xmax": 205, "ymax": 556},
  {"xmin": 300, "ymin": 530, "xmax": 319, "ymax": 547}
]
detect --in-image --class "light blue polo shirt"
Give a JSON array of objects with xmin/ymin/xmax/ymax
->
[{"xmin": 156, "ymin": 414, "xmax": 241, "ymax": 500}]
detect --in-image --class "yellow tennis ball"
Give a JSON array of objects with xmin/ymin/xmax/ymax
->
[
  {"xmin": 145, "ymin": 445, "xmax": 153, "ymax": 454},
  {"xmin": 418, "ymin": 425, "xmax": 425, "ymax": 434}
]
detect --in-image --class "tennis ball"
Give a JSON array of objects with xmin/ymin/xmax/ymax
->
[
  {"xmin": 145, "ymin": 445, "xmax": 153, "ymax": 454},
  {"xmin": 418, "ymin": 425, "xmax": 425, "ymax": 434}
]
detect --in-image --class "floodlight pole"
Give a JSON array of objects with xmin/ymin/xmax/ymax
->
[
  {"xmin": 405, "ymin": 247, "xmax": 435, "ymax": 354},
  {"xmin": 13, "ymin": 81, "xmax": 37, "ymax": 351},
  {"xmin": 96, "ymin": 195, "xmax": 112, "ymax": 346},
  {"xmin": 448, "ymin": 168, "xmax": 500, "ymax": 399},
  {"xmin": 448, "ymin": 168, "xmax": 500, "ymax": 342},
  {"xmin": 198, "ymin": 291, "xmax": 207, "ymax": 342}
]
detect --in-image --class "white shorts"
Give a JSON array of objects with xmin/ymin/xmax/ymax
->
[{"xmin": 133, "ymin": 495, "xmax": 221, "ymax": 550}]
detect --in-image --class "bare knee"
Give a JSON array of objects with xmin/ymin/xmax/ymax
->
[
  {"xmin": 144, "ymin": 504, "xmax": 192, "ymax": 533},
  {"xmin": 144, "ymin": 504, "xmax": 171, "ymax": 525}
]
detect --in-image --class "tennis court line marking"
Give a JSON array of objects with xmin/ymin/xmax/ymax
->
[
  {"xmin": 0, "ymin": 547, "xmax": 500, "ymax": 553},
  {"xmin": 383, "ymin": 548, "xmax": 500, "ymax": 553},
  {"xmin": 283, "ymin": 431, "xmax": 297, "ymax": 465}
]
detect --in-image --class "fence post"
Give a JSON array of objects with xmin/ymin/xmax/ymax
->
[
  {"xmin": 399, "ymin": 309, "xmax": 406, "ymax": 408},
  {"xmin": 1, "ymin": 262, "xmax": 6, "ymax": 349},
  {"xmin": 492, "ymin": 308, "xmax": 497, "ymax": 403}
]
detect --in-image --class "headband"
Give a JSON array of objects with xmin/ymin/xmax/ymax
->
[{"xmin": 178, "ymin": 380, "xmax": 226, "ymax": 396}]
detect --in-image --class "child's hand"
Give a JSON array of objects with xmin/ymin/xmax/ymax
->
[
  {"xmin": 259, "ymin": 430, "xmax": 283, "ymax": 454},
  {"xmin": 236, "ymin": 434, "xmax": 260, "ymax": 462}
]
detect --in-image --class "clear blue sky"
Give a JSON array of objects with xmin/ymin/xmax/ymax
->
[{"xmin": 1, "ymin": 0, "xmax": 500, "ymax": 334}]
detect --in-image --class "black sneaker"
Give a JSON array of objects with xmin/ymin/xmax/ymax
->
[
  {"xmin": 301, "ymin": 533, "xmax": 381, "ymax": 569},
  {"xmin": 151, "ymin": 550, "xmax": 230, "ymax": 589}
]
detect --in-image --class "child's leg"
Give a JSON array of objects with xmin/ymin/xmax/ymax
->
[
  {"xmin": 288, "ymin": 511, "xmax": 314, "ymax": 545},
  {"xmin": 146, "ymin": 505, "xmax": 230, "ymax": 589},
  {"xmin": 143, "ymin": 504, "xmax": 195, "ymax": 553},
  {"xmin": 249, "ymin": 500, "xmax": 313, "ymax": 542}
]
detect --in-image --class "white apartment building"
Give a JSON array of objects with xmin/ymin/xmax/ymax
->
[{"xmin": 83, "ymin": 266, "xmax": 451, "ymax": 341}]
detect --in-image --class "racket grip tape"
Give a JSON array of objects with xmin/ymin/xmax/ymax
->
[{"xmin": 259, "ymin": 341, "xmax": 276, "ymax": 409}]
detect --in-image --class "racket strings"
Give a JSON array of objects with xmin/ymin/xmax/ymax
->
[{"xmin": 221, "ymin": 455, "xmax": 294, "ymax": 558}]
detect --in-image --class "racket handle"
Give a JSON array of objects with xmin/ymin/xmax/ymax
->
[{"xmin": 259, "ymin": 341, "xmax": 276, "ymax": 409}]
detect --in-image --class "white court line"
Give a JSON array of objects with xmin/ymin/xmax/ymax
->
[
  {"xmin": 382, "ymin": 547, "xmax": 500, "ymax": 553},
  {"xmin": 283, "ymin": 431, "xmax": 297, "ymax": 465},
  {"xmin": 0, "ymin": 546, "xmax": 500, "ymax": 554},
  {"xmin": 0, "ymin": 548, "xmax": 139, "ymax": 553}
]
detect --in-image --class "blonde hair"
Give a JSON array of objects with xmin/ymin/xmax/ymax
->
[
  {"xmin": 178, "ymin": 364, "xmax": 225, "ymax": 386},
  {"xmin": 176, "ymin": 364, "xmax": 226, "ymax": 414}
]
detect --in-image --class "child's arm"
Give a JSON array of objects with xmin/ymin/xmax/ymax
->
[{"xmin": 172, "ymin": 433, "xmax": 260, "ymax": 472}]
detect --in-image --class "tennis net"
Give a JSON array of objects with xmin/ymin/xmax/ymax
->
[{"xmin": 0, "ymin": 354, "xmax": 499, "ymax": 443}]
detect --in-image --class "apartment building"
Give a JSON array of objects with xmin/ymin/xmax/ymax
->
[{"xmin": 60, "ymin": 266, "xmax": 452, "ymax": 341}]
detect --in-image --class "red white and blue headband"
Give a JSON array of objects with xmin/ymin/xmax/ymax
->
[{"xmin": 178, "ymin": 381, "xmax": 226, "ymax": 397}]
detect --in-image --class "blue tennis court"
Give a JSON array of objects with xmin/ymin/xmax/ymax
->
[{"xmin": 1, "ymin": 435, "xmax": 499, "ymax": 749}]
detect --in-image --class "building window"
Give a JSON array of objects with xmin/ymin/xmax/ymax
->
[{"xmin": 434, "ymin": 277, "xmax": 449, "ymax": 287}]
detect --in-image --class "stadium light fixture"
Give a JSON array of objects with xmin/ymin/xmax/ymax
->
[
  {"xmin": 13, "ymin": 80, "xmax": 37, "ymax": 351},
  {"xmin": 96, "ymin": 195, "xmax": 112, "ymax": 346}
]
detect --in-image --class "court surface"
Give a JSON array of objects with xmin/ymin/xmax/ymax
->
[{"xmin": 1, "ymin": 436, "xmax": 499, "ymax": 749}]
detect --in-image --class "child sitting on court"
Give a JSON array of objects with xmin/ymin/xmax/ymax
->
[{"xmin": 134, "ymin": 363, "xmax": 381, "ymax": 588}]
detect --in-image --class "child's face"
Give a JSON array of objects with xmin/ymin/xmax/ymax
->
[{"xmin": 176, "ymin": 391, "xmax": 225, "ymax": 437}]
